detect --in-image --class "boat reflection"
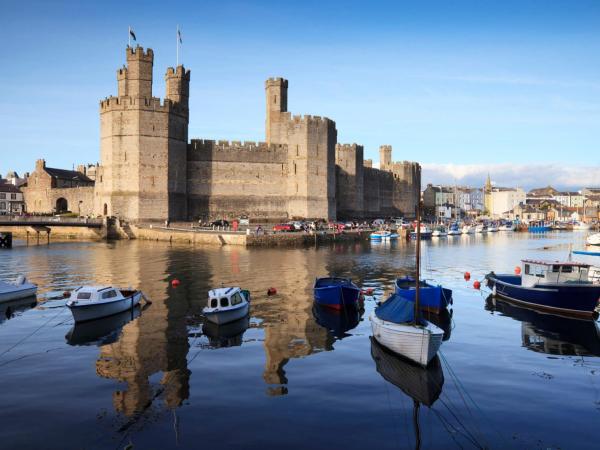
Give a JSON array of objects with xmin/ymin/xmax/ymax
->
[
  {"xmin": 0, "ymin": 295, "xmax": 37, "ymax": 325},
  {"xmin": 485, "ymin": 295, "xmax": 600, "ymax": 356},
  {"xmin": 312, "ymin": 303, "xmax": 363, "ymax": 339},
  {"xmin": 65, "ymin": 307, "xmax": 141, "ymax": 346},
  {"xmin": 202, "ymin": 316, "xmax": 249, "ymax": 348}
]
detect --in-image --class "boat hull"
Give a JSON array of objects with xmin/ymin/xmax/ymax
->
[
  {"xmin": 485, "ymin": 273, "xmax": 600, "ymax": 319},
  {"xmin": 0, "ymin": 284, "xmax": 37, "ymax": 303},
  {"xmin": 314, "ymin": 283, "xmax": 362, "ymax": 310},
  {"xmin": 587, "ymin": 234, "xmax": 600, "ymax": 246},
  {"xmin": 204, "ymin": 302, "xmax": 249, "ymax": 325},
  {"xmin": 67, "ymin": 291, "xmax": 142, "ymax": 322},
  {"xmin": 370, "ymin": 313, "xmax": 444, "ymax": 367},
  {"xmin": 394, "ymin": 278, "xmax": 452, "ymax": 314}
]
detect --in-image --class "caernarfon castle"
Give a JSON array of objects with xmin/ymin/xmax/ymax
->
[{"xmin": 23, "ymin": 45, "xmax": 420, "ymax": 222}]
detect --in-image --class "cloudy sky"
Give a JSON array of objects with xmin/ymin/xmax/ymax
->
[{"xmin": 1, "ymin": 0, "xmax": 599, "ymax": 189}]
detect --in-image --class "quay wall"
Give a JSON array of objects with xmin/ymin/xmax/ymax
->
[{"xmin": 0, "ymin": 225, "xmax": 106, "ymax": 241}]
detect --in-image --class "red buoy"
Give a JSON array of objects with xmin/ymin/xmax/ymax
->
[
  {"xmin": 171, "ymin": 279, "xmax": 180, "ymax": 288},
  {"xmin": 362, "ymin": 288, "xmax": 374, "ymax": 296},
  {"xmin": 267, "ymin": 287, "xmax": 277, "ymax": 296},
  {"xmin": 62, "ymin": 291, "xmax": 70, "ymax": 298},
  {"xmin": 473, "ymin": 280, "xmax": 481, "ymax": 290},
  {"xmin": 515, "ymin": 266, "xmax": 521, "ymax": 275},
  {"xmin": 464, "ymin": 271, "xmax": 471, "ymax": 281}
]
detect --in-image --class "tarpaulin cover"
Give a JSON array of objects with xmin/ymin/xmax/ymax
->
[{"xmin": 375, "ymin": 292, "xmax": 425, "ymax": 325}]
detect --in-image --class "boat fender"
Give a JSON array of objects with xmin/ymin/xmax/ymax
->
[
  {"xmin": 514, "ymin": 266, "xmax": 521, "ymax": 275},
  {"xmin": 63, "ymin": 291, "xmax": 70, "ymax": 298},
  {"xmin": 473, "ymin": 281, "xmax": 481, "ymax": 290},
  {"xmin": 267, "ymin": 287, "xmax": 277, "ymax": 296},
  {"xmin": 464, "ymin": 272, "xmax": 471, "ymax": 281},
  {"xmin": 171, "ymin": 279, "xmax": 181, "ymax": 287}
]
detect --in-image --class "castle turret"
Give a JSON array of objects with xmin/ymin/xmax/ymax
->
[
  {"xmin": 165, "ymin": 66, "xmax": 190, "ymax": 108},
  {"xmin": 265, "ymin": 77, "xmax": 288, "ymax": 144},
  {"xmin": 117, "ymin": 46, "xmax": 154, "ymax": 98},
  {"xmin": 379, "ymin": 145, "xmax": 392, "ymax": 171}
]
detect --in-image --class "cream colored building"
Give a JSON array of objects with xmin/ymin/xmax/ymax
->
[{"xmin": 490, "ymin": 187, "xmax": 526, "ymax": 218}]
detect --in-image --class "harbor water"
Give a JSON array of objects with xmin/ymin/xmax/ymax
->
[{"xmin": 0, "ymin": 232, "xmax": 598, "ymax": 449}]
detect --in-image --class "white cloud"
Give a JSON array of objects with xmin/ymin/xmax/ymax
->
[{"xmin": 422, "ymin": 163, "xmax": 600, "ymax": 191}]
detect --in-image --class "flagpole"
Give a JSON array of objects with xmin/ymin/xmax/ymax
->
[{"xmin": 128, "ymin": 26, "xmax": 131, "ymax": 48}]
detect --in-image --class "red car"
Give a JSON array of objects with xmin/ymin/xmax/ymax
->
[{"xmin": 273, "ymin": 223, "xmax": 294, "ymax": 232}]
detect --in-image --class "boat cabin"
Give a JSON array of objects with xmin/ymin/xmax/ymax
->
[
  {"xmin": 70, "ymin": 286, "xmax": 123, "ymax": 302},
  {"xmin": 521, "ymin": 260, "xmax": 591, "ymax": 287},
  {"xmin": 207, "ymin": 287, "xmax": 246, "ymax": 310}
]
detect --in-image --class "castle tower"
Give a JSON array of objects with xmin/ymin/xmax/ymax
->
[
  {"xmin": 95, "ymin": 46, "xmax": 190, "ymax": 221},
  {"xmin": 335, "ymin": 144, "xmax": 364, "ymax": 217},
  {"xmin": 379, "ymin": 145, "xmax": 392, "ymax": 171},
  {"xmin": 265, "ymin": 77, "xmax": 288, "ymax": 144}
]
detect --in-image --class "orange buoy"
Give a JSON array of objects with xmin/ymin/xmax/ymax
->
[
  {"xmin": 515, "ymin": 266, "xmax": 521, "ymax": 275},
  {"xmin": 464, "ymin": 271, "xmax": 471, "ymax": 281},
  {"xmin": 473, "ymin": 280, "xmax": 481, "ymax": 290},
  {"xmin": 62, "ymin": 291, "xmax": 70, "ymax": 298},
  {"xmin": 363, "ymin": 288, "xmax": 374, "ymax": 296},
  {"xmin": 171, "ymin": 279, "xmax": 180, "ymax": 287},
  {"xmin": 267, "ymin": 287, "xmax": 277, "ymax": 296}
]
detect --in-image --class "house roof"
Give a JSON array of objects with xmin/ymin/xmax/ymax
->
[
  {"xmin": 0, "ymin": 182, "xmax": 22, "ymax": 193},
  {"xmin": 44, "ymin": 167, "xmax": 93, "ymax": 183}
]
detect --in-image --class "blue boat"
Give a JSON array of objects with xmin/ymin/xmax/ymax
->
[
  {"xmin": 313, "ymin": 277, "xmax": 362, "ymax": 310},
  {"xmin": 395, "ymin": 277, "xmax": 453, "ymax": 314},
  {"xmin": 485, "ymin": 259, "xmax": 600, "ymax": 319},
  {"xmin": 528, "ymin": 221, "xmax": 552, "ymax": 233}
]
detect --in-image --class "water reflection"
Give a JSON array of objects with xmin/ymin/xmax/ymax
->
[
  {"xmin": 65, "ymin": 307, "xmax": 141, "ymax": 346},
  {"xmin": 202, "ymin": 316, "xmax": 249, "ymax": 348},
  {"xmin": 0, "ymin": 296, "xmax": 37, "ymax": 325},
  {"xmin": 312, "ymin": 303, "xmax": 363, "ymax": 339},
  {"xmin": 485, "ymin": 295, "xmax": 600, "ymax": 356}
]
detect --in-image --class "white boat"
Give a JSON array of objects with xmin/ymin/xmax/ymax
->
[
  {"xmin": 203, "ymin": 286, "xmax": 250, "ymax": 325},
  {"xmin": 475, "ymin": 224, "xmax": 487, "ymax": 233},
  {"xmin": 461, "ymin": 225, "xmax": 475, "ymax": 234},
  {"xmin": 431, "ymin": 227, "xmax": 447, "ymax": 237},
  {"xmin": 371, "ymin": 201, "xmax": 445, "ymax": 367},
  {"xmin": 370, "ymin": 230, "xmax": 399, "ymax": 240},
  {"xmin": 447, "ymin": 223, "xmax": 461, "ymax": 235},
  {"xmin": 500, "ymin": 221, "xmax": 516, "ymax": 231},
  {"xmin": 573, "ymin": 222, "xmax": 591, "ymax": 231},
  {"xmin": 0, "ymin": 276, "xmax": 37, "ymax": 303},
  {"xmin": 370, "ymin": 314, "xmax": 444, "ymax": 367},
  {"xmin": 66, "ymin": 286, "xmax": 142, "ymax": 322},
  {"xmin": 587, "ymin": 233, "xmax": 600, "ymax": 246},
  {"xmin": 488, "ymin": 223, "xmax": 499, "ymax": 232}
]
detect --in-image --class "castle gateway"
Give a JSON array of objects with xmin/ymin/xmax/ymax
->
[{"xmin": 24, "ymin": 46, "xmax": 420, "ymax": 222}]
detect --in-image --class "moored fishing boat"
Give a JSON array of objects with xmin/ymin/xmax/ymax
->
[
  {"xmin": 66, "ymin": 286, "xmax": 142, "ymax": 322},
  {"xmin": 370, "ymin": 230, "xmax": 399, "ymax": 240},
  {"xmin": 499, "ymin": 221, "xmax": 516, "ymax": 231},
  {"xmin": 314, "ymin": 277, "xmax": 362, "ymax": 310},
  {"xmin": 461, "ymin": 224, "xmax": 475, "ymax": 234},
  {"xmin": 475, "ymin": 223, "xmax": 487, "ymax": 233},
  {"xmin": 394, "ymin": 277, "xmax": 452, "ymax": 314},
  {"xmin": 528, "ymin": 221, "xmax": 552, "ymax": 233},
  {"xmin": 488, "ymin": 223, "xmax": 499, "ymax": 232},
  {"xmin": 0, "ymin": 276, "xmax": 37, "ymax": 303},
  {"xmin": 573, "ymin": 221, "xmax": 591, "ymax": 231},
  {"xmin": 485, "ymin": 260, "xmax": 600, "ymax": 319},
  {"xmin": 431, "ymin": 226, "xmax": 447, "ymax": 237},
  {"xmin": 203, "ymin": 286, "xmax": 250, "ymax": 324},
  {"xmin": 447, "ymin": 223, "xmax": 461, "ymax": 235},
  {"xmin": 410, "ymin": 224, "xmax": 432, "ymax": 239}
]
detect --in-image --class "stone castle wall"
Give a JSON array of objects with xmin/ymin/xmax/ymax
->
[{"xmin": 23, "ymin": 185, "xmax": 95, "ymax": 216}]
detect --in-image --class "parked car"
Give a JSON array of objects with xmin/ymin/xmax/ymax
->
[
  {"xmin": 273, "ymin": 223, "xmax": 294, "ymax": 232},
  {"xmin": 328, "ymin": 221, "xmax": 346, "ymax": 232},
  {"xmin": 290, "ymin": 221, "xmax": 305, "ymax": 231},
  {"xmin": 239, "ymin": 216, "xmax": 250, "ymax": 226},
  {"xmin": 211, "ymin": 219, "xmax": 229, "ymax": 227}
]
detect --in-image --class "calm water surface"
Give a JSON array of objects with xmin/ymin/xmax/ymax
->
[{"xmin": 0, "ymin": 232, "xmax": 598, "ymax": 449}]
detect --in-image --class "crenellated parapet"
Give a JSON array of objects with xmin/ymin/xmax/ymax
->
[
  {"xmin": 99, "ymin": 95, "xmax": 188, "ymax": 116},
  {"xmin": 188, "ymin": 139, "xmax": 288, "ymax": 163}
]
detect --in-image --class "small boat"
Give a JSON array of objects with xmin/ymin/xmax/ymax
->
[
  {"xmin": 573, "ymin": 222, "xmax": 591, "ymax": 231},
  {"xmin": 447, "ymin": 223, "xmax": 461, "ymax": 235},
  {"xmin": 410, "ymin": 224, "xmax": 432, "ymax": 240},
  {"xmin": 528, "ymin": 221, "xmax": 552, "ymax": 233},
  {"xmin": 573, "ymin": 249, "xmax": 600, "ymax": 257},
  {"xmin": 0, "ymin": 276, "xmax": 38, "ymax": 303},
  {"xmin": 314, "ymin": 277, "xmax": 362, "ymax": 310},
  {"xmin": 488, "ymin": 223, "xmax": 499, "ymax": 232},
  {"xmin": 587, "ymin": 233, "xmax": 600, "ymax": 246},
  {"xmin": 485, "ymin": 260, "xmax": 600, "ymax": 319},
  {"xmin": 431, "ymin": 226, "xmax": 447, "ymax": 237},
  {"xmin": 66, "ymin": 286, "xmax": 142, "ymax": 322},
  {"xmin": 499, "ymin": 221, "xmax": 516, "ymax": 231},
  {"xmin": 203, "ymin": 286, "xmax": 250, "ymax": 324},
  {"xmin": 394, "ymin": 277, "xmax": 452, "ymax": 314},
  {"xmin": 461, "ymin": 225, "xmax": 475, "ymax": 234},
  {"xmin": 370, "ymin": 230, "xmax": 399, "ymax": 240},
  {"xmin": 371, "ymin": 201, "xmax": 445, "ymax": 367},
  {"xmin": 475, "ymin": 224, "xmax": 487, "ymax": 233}
]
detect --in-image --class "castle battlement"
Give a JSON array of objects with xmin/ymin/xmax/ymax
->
[
  {"xmin": 165, "ymin": 66, "xmax": 191, "ymax": 79},
  {"xmin": 265, "ymin": 77, "xmax": 288, "ymax": 87},
  {"xmin": 127, "ymin": 45, "xmax": 153, "ymax": 60},
  {"xmin": 336, "ymin": 143, "xmax": 362, "ymax": 151},
  {"xmin": 100, "ymin": 96, "xmax": 187, "ymax": 114},
  {"xmin": 279, "ymin": 113, "xmax": 334, "ymax": 126},
  {"xmin": 189, "ymin": 139, "xmax": 287, "ymax": 153}
]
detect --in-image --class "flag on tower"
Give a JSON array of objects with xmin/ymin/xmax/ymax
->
[
  {"xmin": 129, "ymin": 27, "xmax": 137, "ymax": 41},
  {"xmin": 178, "ymin": 28, "xmax": 182, "ymax": 44}
]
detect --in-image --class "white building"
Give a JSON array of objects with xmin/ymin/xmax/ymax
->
[
  {"xmin": 490, "ymin": 188, "xmax": 526, "ymax": 218},
  {"xmin": 0, "ymin": 183, "xmax": 25, "ymax": 214}
]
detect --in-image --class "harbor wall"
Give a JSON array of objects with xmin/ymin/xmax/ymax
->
[{"xmin": 0, "ymin": 225, "xmax": 106, "ymax": 241}]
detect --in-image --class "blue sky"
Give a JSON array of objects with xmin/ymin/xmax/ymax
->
[{"xmin": 1, "ymin": 0, "xmax": 599, "ymax": 188}]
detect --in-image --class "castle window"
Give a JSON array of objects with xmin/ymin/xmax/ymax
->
[
  {"xmin": 274, "ymin": 95, "xmax": 277, "ymax": 104},
  {"xmin": 296, "ymin": 145, "xmax": 299, "ymax": 156},
  {"xmin": 294, "ymin": 163, "xmax": 297, "ymax": 175},
  {"xmin": 124, "ymin": 152, "xmax": 127, "ymax": 162},
  {"xmin": 152, "ymin": 176, "xmax": 155, "ymax": 186}
]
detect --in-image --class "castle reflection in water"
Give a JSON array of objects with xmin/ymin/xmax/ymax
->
[{"xmin": 81, "ymin": 241, "xmax": 365, "ymax": 416}]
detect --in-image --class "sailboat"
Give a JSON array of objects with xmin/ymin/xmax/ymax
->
[{"xmin": 370, "ymin": 201, "xmax": 445, "ymax": 367}]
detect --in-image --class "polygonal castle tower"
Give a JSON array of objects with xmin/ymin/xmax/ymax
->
[
  {"xmin": 95, "ymin": 46, "xmax": 190, "ymax": 221},
  {"xmin": 265, "ymin": 78, "xmax": 337, "ymax": 219}
]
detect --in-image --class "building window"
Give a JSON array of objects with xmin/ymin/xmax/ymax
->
[
  {"xmin": 0, "ymin": 202, "xmax": 5, "ymax": 210},
  {"xmin": 0, "ymin": 193, "xmax": 5, "ymax": 199},
  {"xmin": 11, "ymin": 194, "xmax": 16, "ymax": 200}
]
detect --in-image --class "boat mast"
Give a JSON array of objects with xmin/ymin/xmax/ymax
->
[{"xmin": 415, "ymin": 199, "xmax": 421, "ymax": 324}]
